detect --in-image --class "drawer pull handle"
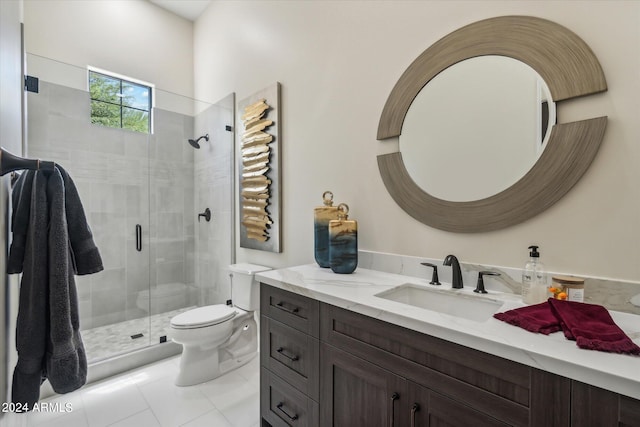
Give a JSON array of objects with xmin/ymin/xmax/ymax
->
[
  {"xmin": 389, "ymin": 392, "xmax": 399, "ymax": 427},
  {"xmin": 276, "ymin": 402, "xmax": 299, "ymax": 421},
  {"xmin": 410, "ymin": 403, "xmax": 420, "ymax": 427},
  {"xmin": 276, "ymin": 347, "xmax": 300, "ymax": 362},
  {"xmin": 275, "ymin": 302, "xmax": 300, "ymax": 314}
]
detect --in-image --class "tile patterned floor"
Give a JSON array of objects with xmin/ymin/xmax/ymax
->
[
  {"xmin": 81, "ymin": 307, "xmax": 196, "ymax": 363},
  {"xmin": 1, "ymin": 355, "xmax": 260, "ymax": 427}
]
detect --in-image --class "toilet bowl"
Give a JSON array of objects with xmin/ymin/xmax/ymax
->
[{"xmin": 169, "ymin": 263, "xmax": 271, "ymax": 386}]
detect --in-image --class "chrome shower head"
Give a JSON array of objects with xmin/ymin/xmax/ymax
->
[{"xmin": 187, "ymin": 134, "xmax": 209, "ymax": 149}]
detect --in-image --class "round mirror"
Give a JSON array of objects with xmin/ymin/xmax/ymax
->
[
  {"xmin": 399, "ymin": 56, "xmax": 556, "ymax": 202},
  {"xmin": 377, "ymin": 16, "xmax": 607, "ymax": 232}
]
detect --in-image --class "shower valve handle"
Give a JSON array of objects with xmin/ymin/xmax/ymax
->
[{"xmin": 198, "ymin": 208, "xmax": 211, "ymax": 222}]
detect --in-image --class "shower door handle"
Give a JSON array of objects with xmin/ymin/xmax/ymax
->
[{"xmin": 135, "ymin": 224, "xmax": 142, "ymax": 252}]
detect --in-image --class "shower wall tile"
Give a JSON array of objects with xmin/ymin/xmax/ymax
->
[
  {"xmin": 184, "ymin": 190, "xmax": 195, "ymax": 237},
  {"xmin": 125, "ymin": 185, "xmax": 146, "ymax": 218},
  {"xmin": 196, "ymin": 259, "xmax": 214, "ymax": 304},
  {"xmin": 48, "ymin": 115, "xmax": 92, "ymax": 149},
  {"xmin": 93, "ymin": 234, "xmax": 126, "ymax": 270},
  {"xmin": 90, "ymin": 212, "xmax": 126, "ymax": 238},
  {"xmin": 67, "ymin": 150, "xmax": 110, "ymax": 183},
  {"xmin": 126, "ymin": 263, "xmax": 150, "ymax": 295},
  {"xmin": 79, "ymin": 299, "xmax": 93, "ymax": 330},
  {"xmin": 91, "ymin": 270, "xmax": 127, "ymax": 328},
  {"xmin": 26, "ymin": 92, "xmax": 50, "ymax": 145},
  {"xmin": 154, "ymin": 108, "xmax": 184, "ymax": 131},
  {"xmin": 76, "ymin": 275, "xmax": 92, "ymax": 302},
  {"xmin": 156, "ymin": 134, "xmax": 183, "ymax": 162},
  {"xmin": 91, "ymin": 268, "xmax": 126, "ymax": 293},
  {"xmin": 147, "ymin": 134, "xmax": 158, "ymax": 160},
  {"xmin": 89, "ymin": 183, "xmax": 126, "ymax": 214},
  {"xmin": 183, "ymin": 113, "xmax": 195, "ymax": 134},
  {"xmin": 110, "ymin": 157, "xmax": 146, "ymax": 186},
  {"xmin": 153, "ymin": 109, "xmax": 184, "ymax": 160},
  {"xmin": 88, "ymin": 125, "xmax": 127, "ymax": 156},
  {"xmin": 184, "ymin": 237, "xmax": 195, "ymax": 284},
  {"xmin": 156, "ymin": 213, "xmax": 184, "ymax": 239},
  {"xmin": 124, "ymin": 130, "xmax": 150, "ymax": 158},
  {"xmin": 157, "ymin": 240, "xmax": 185, "ymax": 263},
  {"xmin": 27, "ymin": 147, "xmax": 71, "ymax": 163},
  {"xmin": 182, "ymin": 116, "xmax": 195, "ymax": 164},
  {"xmin": 92, "ymin": 303, "xmax": 127, "ymax": 328},
  {"xmin": 151, "ymin": 160, "xmax": 194, "ymax": 188},
  {"xmin": 157, "ymin": 185, "xmax": 185, "ymax": 213},
  {"xmin": 125, "ymin": 299, "xmax": 147, "ymax": 321},
  {"xmin": 157, "ymin": 261, "xmax": 185, "ymax": 286},
  {"xmin": 48, "ymin": 82, "xmax": 90, "ymax": 120}
]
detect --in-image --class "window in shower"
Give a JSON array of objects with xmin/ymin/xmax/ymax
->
[{"xmin": 88, "ymin": 67, "xmax": 153, "ymax": 133}]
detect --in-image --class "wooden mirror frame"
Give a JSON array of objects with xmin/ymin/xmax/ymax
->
[{"xmin": 377, "ymin": 16, "xmax": 607, "ymax": 233}]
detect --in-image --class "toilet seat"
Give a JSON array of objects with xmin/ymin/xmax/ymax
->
[{"xmin": 170, "ymin": 305, "xmax": 237, "ymax": 329}]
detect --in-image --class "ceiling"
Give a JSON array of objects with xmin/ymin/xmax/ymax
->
[{"xmin": 149, "ymin": 0, "xmax": 212, "ymax": 21}]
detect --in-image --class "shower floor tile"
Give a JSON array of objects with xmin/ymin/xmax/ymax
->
[{"xmin": 80, "ymin": 307, "xmax": 196, "ymax": 363}]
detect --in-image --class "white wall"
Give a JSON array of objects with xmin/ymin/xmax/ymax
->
[
  {"xmin": 194, "ymin": 1, "xmax": 640, "ymax": 282},
  {"xmin": 0, "ymin": 0, "xmax": 24, "ymax": 408},
  {"xmin": 23, "ymin": 0, "xmax": 194, "ymax": 99}
]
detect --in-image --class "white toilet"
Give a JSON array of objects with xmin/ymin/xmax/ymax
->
[{"xmin": 169, "ymin": 263, "xmax": 271, "ymax": 386}]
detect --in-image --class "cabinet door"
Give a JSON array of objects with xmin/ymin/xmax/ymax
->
[
  {"xmin": 571, "ymin": 381, "xmax": 619, "ymax": 426},
  {"xmin": 620, "ymin": 395, "xmax": 640, "ymax": 427},
  {"xmin": 320, "ymin": 343, "xmax": 407, "ymax": 427},
  {"xmin": 572, "ymin": 381, "xmax": 640, "ymax": 427},
  {"xmin": 408, "ymin": 382, "xmax": 510, "ymax": 427}
]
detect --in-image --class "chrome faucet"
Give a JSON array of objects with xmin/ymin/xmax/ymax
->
[{"xmin": 443, "ymin": 254, "xmax": 463, "ymax": 289}]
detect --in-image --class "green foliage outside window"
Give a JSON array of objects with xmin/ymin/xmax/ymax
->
[{"xmin": 89, "ymin": 71, "xmax": 151, "ymax": 133}]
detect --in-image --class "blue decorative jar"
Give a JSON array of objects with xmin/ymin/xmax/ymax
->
[
  {"xmin": 329, "ymin": 203, "xmax": 357, "ymax": 274},
  {"xmin": 314, "ymin": 191, "xmax": 339, "ymax": 267}
]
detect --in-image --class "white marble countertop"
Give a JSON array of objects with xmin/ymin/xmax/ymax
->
[{"xmin": 256, "ymin": 264, "xmax": 640, "ymax": 400}]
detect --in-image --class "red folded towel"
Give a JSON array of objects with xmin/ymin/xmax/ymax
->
[
  {"xmin": 493, "ymin": 301, "xmax": 561, "ymax": 335},
  {"xmin": 548, "ymin": 298, "xmax": 640, "ymax": 355},
  {"xmin": 494, "ymin": 299, "xmax": 640, "ymax": 355}
]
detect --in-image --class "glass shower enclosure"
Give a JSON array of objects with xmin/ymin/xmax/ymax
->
[{"xmin": 23, "ymin": 53, "xmax": 235, "ymax": 366}]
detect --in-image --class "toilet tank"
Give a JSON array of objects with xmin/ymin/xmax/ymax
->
[{"xmin": 229, "ymin": 263, "xmax": 272, "ymax": 311}]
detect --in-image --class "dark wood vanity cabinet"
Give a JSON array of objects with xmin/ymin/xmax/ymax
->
[
  {"xmin": 260, "ymin": 284, "xmax": 640, "ymax": 427},
  {"xmin": 321, "ymin": 343, "xmax": 510, "ymax": 427},
  {"xmin": 319, "ymin": 303, "xmax": 567, "ymax": 427},
  {"xmin": 570, "ymin": 381, "xmax": 640, "ymax": 427},
  {"xmin": 261, "ymin": 285, "xmax": 320, "ymax": 427}
]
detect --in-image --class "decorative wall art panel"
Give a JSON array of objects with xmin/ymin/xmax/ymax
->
[{"xmin": 238, "ymin": 82, "xmax": 281, "ymax": 252}]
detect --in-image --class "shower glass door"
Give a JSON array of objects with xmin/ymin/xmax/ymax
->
[
  {"xmin": 25, "ymin": 54, "xmax": 153, "ymax": 362},
  {"xmin": 145, "ymin": 88, "xmax": 202, "ymax": 342},
  {"xmin": 24, "ymin": 53, "xmax": 222, "ymax": 365}
]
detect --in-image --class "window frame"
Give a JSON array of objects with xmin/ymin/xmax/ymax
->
[{"xmin": 88, "ymin": 66, "xmax": 154, "ymax": 134}]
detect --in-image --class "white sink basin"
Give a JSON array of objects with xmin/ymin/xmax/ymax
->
[{"xmin": 375, "ymin": 284, "xmax": 504, "ymax": 322}]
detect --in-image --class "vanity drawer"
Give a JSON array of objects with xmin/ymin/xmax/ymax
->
[
  {"xmin": 261, "ymin": 284, "xmax": 319, "ymax": 337},
  {"xmin": 261, "ymin": 368, "xmax": 319, "ymax": 427},
  {"xmin": 261, "ymin": 316, "xmax": 319, "ymax": 401}
]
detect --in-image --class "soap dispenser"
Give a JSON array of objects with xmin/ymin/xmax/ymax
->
[
  {"xmin": 522, "ymin": 245, "xmax": 547, "ymax": 304},
  {"xmin": 314, "ymin": 191, "xmax": 340, "ymax": 267},
  {"xmin": 328, "ymin": 203, "xmax": 358, "ymax": 274}
]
